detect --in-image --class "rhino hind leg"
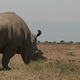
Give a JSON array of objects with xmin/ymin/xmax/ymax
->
[
  {"xmin": 2, "ymin": 46, "xmax": 17, "ymax": 70},
  {"xmin": 2, "ymin": 54, "xmax": 13, "ymax": 70}
]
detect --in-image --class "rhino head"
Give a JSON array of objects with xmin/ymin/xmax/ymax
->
[
  {"xmin": 21, "ymin": 30, "xmax": 43, "ymax": 64},
  {"xmin": 30, "ymin": 30, "xmax": 43, "ymax": 59}
]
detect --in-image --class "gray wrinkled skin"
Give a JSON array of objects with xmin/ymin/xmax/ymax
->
[{"xmin": 0, "ymin": 12, "xmax": 42, "ymax": 70}]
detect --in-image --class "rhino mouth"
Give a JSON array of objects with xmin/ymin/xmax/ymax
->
[{"xmin": 21, "ymin": 50, "xmax": 47, "ymax": 64}]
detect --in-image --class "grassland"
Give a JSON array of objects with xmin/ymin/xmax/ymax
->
[{"xmin": 0, "ymin": 44, "xmax": 80, "ymax": 80}]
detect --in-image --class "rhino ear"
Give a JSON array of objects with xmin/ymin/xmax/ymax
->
[{"xmin": 37, "ymin": 30, "xmax": 41, "ymax": 37}]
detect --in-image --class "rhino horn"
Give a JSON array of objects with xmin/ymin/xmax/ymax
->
[{"xmin": 37, "ymin": 30, "xmax": 41, "ymax": 37}]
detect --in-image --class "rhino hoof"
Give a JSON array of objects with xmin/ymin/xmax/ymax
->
[{"xmin": 2, "ymin": 67, "xmax": 11, "ymax": 70}]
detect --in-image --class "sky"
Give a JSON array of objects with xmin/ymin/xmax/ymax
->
[{"xmin": 0, "ymin": 0, "xmax": 80, "ymax": 42}]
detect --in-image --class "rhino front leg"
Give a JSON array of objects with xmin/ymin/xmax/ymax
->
[
  {"xmin": 21, "ymin": 54, "xmax": 31, "ymax": 64},
  {"xmin": 2, "ymin": 46, "xmax": 17, "ymax": 70}
]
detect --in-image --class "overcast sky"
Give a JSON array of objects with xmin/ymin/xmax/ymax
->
[{"xmin": 0, "ymin": 0, "xmax": 80, "ymax": 42}]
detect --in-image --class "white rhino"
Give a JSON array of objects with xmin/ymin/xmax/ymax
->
[{"xmin": 0, "ymin": 12, "xmax": 42, "ymax": 70}]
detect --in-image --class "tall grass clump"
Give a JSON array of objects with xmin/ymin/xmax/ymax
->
[
  {"xmin": 53, "ymin": 59, "xmax": 80, "ymax": 73},
  {"xmin": 21, "ymin": 59, "xmax": 80, "ymax": 74}
]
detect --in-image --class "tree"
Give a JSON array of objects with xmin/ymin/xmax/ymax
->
[
  {"xmin": 60, "ymin": 40, "xmax": 65, "ymax": 44},
  {"xmin": 53, "ymin": 41, "xmax": 56, "ymax": 44},
  {"xmin": 44, "ymin": 41, "xmax": 49, "ymax": 44},
  {"xmin": 69, "ymin": 41, "xmax": 74, "ymax": 44}
]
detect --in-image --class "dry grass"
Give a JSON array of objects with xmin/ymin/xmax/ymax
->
[{"xmin": 0, "ymin": 44, "xmax": 80, "ymax": 80}]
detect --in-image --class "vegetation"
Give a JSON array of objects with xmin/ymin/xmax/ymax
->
[
  {"xmin": 37, "ymin": 40, "xmax": 79, "ymax": 44},
  {"xmin": 0, "ymin": 44, "xmax": 80, "ymax": 80}
]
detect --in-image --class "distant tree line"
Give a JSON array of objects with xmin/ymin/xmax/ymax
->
[{"xmin": 37, "ymin": 40, "xmax": 80, "ymax": 44}]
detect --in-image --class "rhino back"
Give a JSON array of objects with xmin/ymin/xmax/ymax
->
[
  {"xmin": 0, "ymin": 12, "xmax": 30, "ymax": 39},
  {"xmin": 0, "ymin": 12, "xmax": 31, "ymax": 53}
]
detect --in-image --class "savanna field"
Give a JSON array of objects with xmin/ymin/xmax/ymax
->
[{"xmin": 0, "ymin": 44, "xmax": 80, "ymax": 80}]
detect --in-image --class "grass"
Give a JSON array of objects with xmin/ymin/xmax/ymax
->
[
  {"xmin": 0, "ymin": 59, "xmax": 80, "ymax": 80},
  {"xmin": 0, "ymin": 44, "xmax": 80, "ymax": 80}
]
